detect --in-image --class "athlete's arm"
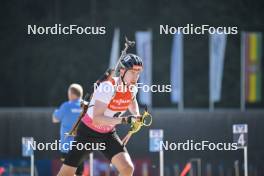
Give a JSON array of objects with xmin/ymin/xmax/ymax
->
[
  {"xmin": 128, "ymin": 98, "xmax": 140, "ymax": 116},
  {"xmin": 52, "ymin": 104, "xmax": 66, "ymax": 123},
  {"xmin": 92, "ymin": 100, "xmax": 123, "ymax": 125},
  {"xmin": 52, "ymin": 115, "xmax": 60, "ymax": 123}
]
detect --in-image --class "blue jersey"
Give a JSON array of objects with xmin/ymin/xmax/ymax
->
[{"xmin": 53, "ymin": 99, "xmax": 82, "ymax": 153}]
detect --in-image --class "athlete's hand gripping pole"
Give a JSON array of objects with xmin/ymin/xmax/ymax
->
[{"xmin": 122, "ymin": 106, "xmax": 153, "ymax": 146}]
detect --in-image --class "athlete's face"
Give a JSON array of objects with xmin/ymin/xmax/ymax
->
[{"xmin": 122, "ymin": 69, "xmax": 141, "ymax": 85}]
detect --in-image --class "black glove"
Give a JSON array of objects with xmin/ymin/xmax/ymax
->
[{"xmin": 122, "ymin": 115, "xmax": 138, "ymax": 124}]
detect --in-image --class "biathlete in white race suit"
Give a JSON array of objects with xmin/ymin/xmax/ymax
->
[{"xmin": 57, "ymin": 53, "xmax": 143, "ymax": 176}]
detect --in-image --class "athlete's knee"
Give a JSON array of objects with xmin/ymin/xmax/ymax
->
[
  {"xmin": 119, "ymin": 163, "xmax": 134, "ymax": 176},
  {"xmin": 126, "ymin": 164, "xmax": 134, "ymax": 174},
  {"xmin": 57, "ymin": 164, "xmax": 77, "ymax": 176}
]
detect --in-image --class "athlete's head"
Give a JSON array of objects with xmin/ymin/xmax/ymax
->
[
  {"xmin": 68, "ymin": 83, "xmax": 83, "ymax": 101},
  {"xmin": 119, "ymin": 53, "xmax": 143, "ymax": 85}
]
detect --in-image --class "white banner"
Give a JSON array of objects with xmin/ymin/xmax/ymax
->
[
  {"xmin": 135, "ymin": 31, "xmax": 152, "ymax": 106},
  {"xmin": 109, "ymin": 28, "xmax": 120, "ymax": 68},
  {"xmin": 209, "ymin": 33, "xmax": 227, "ymax": 102},
  {"xmin": 170, "ymin": 33, "xmax": 183, "ymax": 104}
]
